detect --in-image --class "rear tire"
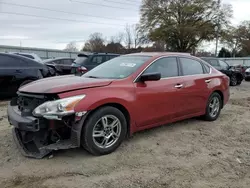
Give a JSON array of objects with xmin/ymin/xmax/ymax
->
[
  {"xmin": 230, "ymin": 74, "xmax": 237, "ymax": 86},
  {"xmin": 81, "ymin": 106, "xmax": 127, "ymax": 156},
  {"xmin": 203, "ymin": 92, "xmax": 222, "ymax": 121},
  {"xmin": 237, "ymin": 79, "xmax": 242, "ymax": 85}
]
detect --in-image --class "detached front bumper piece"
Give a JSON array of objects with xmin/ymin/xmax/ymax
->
[{"xmin": 8, "ymin": 103, "xmax": 88, "ymax": 159}]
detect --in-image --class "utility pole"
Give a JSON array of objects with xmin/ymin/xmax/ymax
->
[{"xmin": 215, "ymin": 0, "xmax": 221, "ymax": 57}]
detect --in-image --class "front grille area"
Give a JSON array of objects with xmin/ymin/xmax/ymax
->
[{"xmin": 17, "ymin": 93, "xmax": 48, "ymax": 116}]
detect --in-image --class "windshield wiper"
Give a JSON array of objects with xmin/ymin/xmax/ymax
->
[{"xmin": 85, "ymin": 76, "xmax": 101, "ymax": 79}]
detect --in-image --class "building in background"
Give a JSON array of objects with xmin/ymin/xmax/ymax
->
[{"xmin": 0, "ymin": 45, "xmax": 87, "ymax": 60}]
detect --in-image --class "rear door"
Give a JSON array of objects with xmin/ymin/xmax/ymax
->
[
  {"xmin": 134, "ymin": 56, "xmax": 182, "ymax": 127},
  {"xmin": 174, "ymin": 57, "xmax": 212, "ymax": 118}
]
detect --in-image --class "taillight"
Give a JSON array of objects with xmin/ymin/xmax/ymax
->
[{"xmin": 77, "ymin": 66, "xmax": 88, "ymax": 73}]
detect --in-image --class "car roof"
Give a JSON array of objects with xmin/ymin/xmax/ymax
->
[
  {"xmin": 77, "ymin": 52, "xmax": 120, "ymax": 56},
  {"xmin": 200, "ymin": 57, "xmax": 218, "ymax": 59},
  {"xmin": 0, "ymin": 52, "xmax": 42, "ymax": 64},
  {"xmin": 124, "ymin": 52, "xmax": 191, "ymax": 57},
  {"xmin": 46, "ymin": 57, "xmax": 73, "ymax": 61},
  {"xmin": 11, "ymin": 52, "xmax": 37, "ymax": 55}
]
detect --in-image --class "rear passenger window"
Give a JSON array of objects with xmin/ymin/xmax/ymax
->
[
  {"xmin": 144, "ymin": 57, "xmax": 179, "ymax": 78},
  {"xmin": 180, "ymin": 58, "xmax": 204, "ymax": 76},
  {"xmin": 63, "ymin": 59, "xmax": 73, "ymax": 65},
  {"xmin": 91, "ymin": 56, "xmax": 103, "ymax": 64},
  {"xmin": 105, "ymin": 56, "xmax": 111, "ymax": 61},
  {"xmin": 0, "ymin": 55, "xmax": 24, "ymax": 67},
  {"xmin": 109, "ymin": 55, "xmax": 117, "ymax": 60}
]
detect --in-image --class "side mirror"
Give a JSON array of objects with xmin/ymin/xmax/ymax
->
[{"xmin": 140, "ymin": 72, "xmax": 161, "ymax": 82}]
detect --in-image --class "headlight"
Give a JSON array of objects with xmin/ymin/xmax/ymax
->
[
  {"xmin": 33, "ymin": 95, "xmax": 86, "ymax": 119},
  {"xmin": 245, "ymin": 68, "xmax": 250, "ymax": 72}
]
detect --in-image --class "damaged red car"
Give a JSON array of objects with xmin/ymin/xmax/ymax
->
[{"xmin": 7, "ymin": 52, "xmax": 230, "ymax": 158}]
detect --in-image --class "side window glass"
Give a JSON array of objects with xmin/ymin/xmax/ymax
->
[
  {"xmin": 63, "ymin": 59, "xmax": 72, "ymax": 65},
  {"xmin": 144, "ymin": 57, "xmax": 178, "ymax": 78},
  {"xmin": 0, "ymin": 55, "xmax": 19, "ymax": 67},
  {"xmin": 91, "ymin": 56, "xmax": 103, "ymax": 64},
  {"xmin": 105, "ymin": 56, "xmax": 111, "ymax": 61},
  {"xmin": 219, "ymin": 60, "xmax": 229, "ymax": 69},
  {"xmin": 54, "ymin": 60, "xmax": 61, "ymax": 65},
  {"xmin": 180, "ymin": 58, "xmax": 204, "ymax": 76}
]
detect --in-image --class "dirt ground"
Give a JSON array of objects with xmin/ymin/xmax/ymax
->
[{"xmin": 1, "ymin": 83, "xmax": 250, "ymax": 188}]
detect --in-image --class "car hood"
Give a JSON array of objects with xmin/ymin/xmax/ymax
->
[{"xmin": 19, "ymin": 75, "xmax": 113, "ymax": 94}]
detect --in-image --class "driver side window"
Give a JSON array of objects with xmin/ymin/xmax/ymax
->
[{"xmin": 143, "ymin": 57, "xmax": 179, "ymax": 78}]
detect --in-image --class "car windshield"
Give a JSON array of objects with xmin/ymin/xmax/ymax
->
[{"xmin": 82, "ymin": 55, "xmax": 152, "ymax": 79}]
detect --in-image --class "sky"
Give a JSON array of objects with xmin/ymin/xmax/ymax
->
[{"xmin": 0, "ymin": 0, "xmax": 250, "ymax": 51}]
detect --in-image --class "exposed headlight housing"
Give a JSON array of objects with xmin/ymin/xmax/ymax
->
[{"xmin": 33, "ymin": 95, "xmax": 86, "ymax": 120}]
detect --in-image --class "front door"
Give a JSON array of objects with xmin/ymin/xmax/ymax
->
[{"xmin": 134, "ymin": 57, "xmax": 182, "ymax": 127}]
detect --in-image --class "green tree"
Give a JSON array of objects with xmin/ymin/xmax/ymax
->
[
  {"xmin": 139, "ymin": 0, "xmax": 233, "ymax": 52},
  {"xmin": 218, "ymin": 47, "xmax": 231, "ymax": 57}
]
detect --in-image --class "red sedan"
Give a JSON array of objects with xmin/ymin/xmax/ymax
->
[{"xmin": 8, "ymin": 52, "xmax": 230, "ymax": 158}]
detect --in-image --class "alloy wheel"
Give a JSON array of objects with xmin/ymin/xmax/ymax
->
[
  {"xmin": 92, "ymin": 115, "xmax": 121, "ymax": 149},
  {"xmin": 209, "ymin": 97, "xmax": 220, "ymax": 118}
]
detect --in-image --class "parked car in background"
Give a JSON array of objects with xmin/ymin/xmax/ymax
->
[
  {"xmin": 9, "ymin": 52, "xmax": 43, "ymax": 63},
  {"xmin": 43, "ymin": 57, "xmax": 75, "ymax": 75},
  {"xmin": 244, "ymin": 67, "xmax": 250, "ymax": 81},
  {"xmin": 8, "ymin": 52, "xmax": 229, "ymax": 158},
  {"xmin": 201, "ymin": 57, "xmax": 243, "ymax": 86},
  {"xmin": 71, "ymin": 52, "xmax": 120, "ymax": 75},
  {"xmin": 0, "ymin": 53, "xmax": 52, "ymax": 97}
]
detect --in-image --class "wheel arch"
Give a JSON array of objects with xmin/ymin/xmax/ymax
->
[
  {"xmin": 212, "ymin": 90, "xmax": 224, "ymax": 108},
  {"xmin": 83, "ymin": 102, "xmax": 131, "ymax": 137}
]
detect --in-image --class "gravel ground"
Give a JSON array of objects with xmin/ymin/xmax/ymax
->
[{"xmin": 1, "ymin": 83, "xmax": 250, "ymax": 188}]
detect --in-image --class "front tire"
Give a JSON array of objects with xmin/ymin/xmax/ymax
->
[
  {"xmin": 81, "ymin": 106, "xmax": 127, "ymax": 156},
  {"xmin": 203, "ymin": 93, "xmax": 222, "ymax": 121}
]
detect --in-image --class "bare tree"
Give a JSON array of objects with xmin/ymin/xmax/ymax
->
[
  {"xmin": 124, "ymin": 24, "xmax": 132, "ymax": 49},
  {"xmin": 110, "ymin": 32, "xmax": 124, "ymax": 44},
  {"xmin": 82, "ymin": 32, "xmax": 106, "ymax": 52},
  {"xmin": 132, "ymin": 24, "xmax": 141, "ymax": 48},
  {"xmin": 64, "ymin": 41, "xmax": 78, "ymax": 52}
]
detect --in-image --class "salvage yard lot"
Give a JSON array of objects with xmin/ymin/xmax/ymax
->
[{"xmin": 0, "ymin": 83, "xmax": 250, "ymax": 188}]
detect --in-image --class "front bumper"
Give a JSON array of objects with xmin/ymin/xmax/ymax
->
[
  {"xmin": 8, "ymin": 103, "xmax": 88, "ymax": 159},
  {"xmin": 8, "ymin": 105, "xmax": 42, "ymax": 132}
]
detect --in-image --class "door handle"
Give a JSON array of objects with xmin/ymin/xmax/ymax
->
[
  {"xmin": 205, "ymin": 79, "xmax": 211, "ymax": 83},
  {"xmin": 175, "ymin": 84, "xmax": 183, "ymax": 88},
  {"xmin": 15, "ymin": 70, "xmax": 22, "ymax": 73}
]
